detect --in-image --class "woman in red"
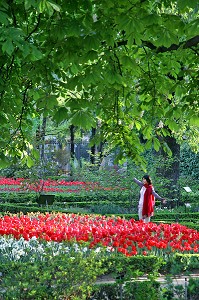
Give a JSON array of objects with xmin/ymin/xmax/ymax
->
[{"xmin": 133, "ymin": 175, "xmax": 165, "ymax": 223}]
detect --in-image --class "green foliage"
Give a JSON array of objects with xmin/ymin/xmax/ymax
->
[
  {"xmin": 88, "ymin": 203, "xmax": 132, "ymax": 215},
  {"xmin": 1, "ymin": 245, "xmax": 108, "ymax": 300},
  {"xmin": 187, "ymin": 278, "xmax": 199, "ymax": 300},
  {"xmin": 180, "ymin": 144, "xmax": 199, "ymax": 177},
  {"xmin": 0, "ymin": 192, "xmax": 37, "ymax": 203},
  {"xmin": 180, "ymin": 191, "xmax": 199, "ymax": 206},
  {"xmin": 107, "ymin": 255, "xmax": 164, "ymax": 277},
  {"xmin": 0, "ymin": 0, "xmax": 199, "ymax": 168},
  {"xmin": 173, "ymin": 254, "xmax": 199, "ymax": 273},
  {"xmin": 90, "ymin": 281, "xmax": 160, "ymax": 300}
]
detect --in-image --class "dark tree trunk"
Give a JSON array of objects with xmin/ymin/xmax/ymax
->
[
  {"xmin": 70, "ymin": 124, "xmax": 75, "ymax": 161},
  {"xmin": 40, "ymin": 117, "xmax": 47, "ymax": 161},
  {"xmin": 97, "ymin": 141, "xmax": 105, "ymax": 165},
  {"xmin": 157, "ymin": 133, "xmax": 180, "ymax": 200},
  {"xmin": 164, "ymin": 136, "xmax": 180, "ymax": 185},
  {"xmin": 90, "ymin": 127, "xmax": 96, "ymax": 164}
]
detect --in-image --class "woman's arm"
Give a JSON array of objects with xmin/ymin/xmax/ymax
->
[
  {"xmin": 152, "ymin": 188, "xmax": 165, "ymax": 201},
  {"xmin": 133, "ymin": 178, "xmax": 143, "ymax": 187}
]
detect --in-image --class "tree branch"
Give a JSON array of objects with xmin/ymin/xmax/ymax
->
[
  {"xmin": 117, "ymin": 35, "xmax": 199, "ymax": 53},
  {"xmin": 25, "ymin": 14, "xmax": 41, "ymax": 41}
]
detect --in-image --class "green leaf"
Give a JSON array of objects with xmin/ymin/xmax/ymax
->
[
  {"xmin": 145, "ymin": 139, "xmax": 152, "ymax": 150},
  {"xmin": 167, "ymin": 120, "xmax": 179, "ymax": 131},
  {"xmin": 177, "ymin": 0, "xmax": 198, "ymax": 10},
  {"xmin": 120, "ymin": 55, "xmax": 137, "ymax": 70},
  {"xmin": 0, "ymin": 154, "xmax": 10, "ymax": 169},
  {"xmin": 53, "ymin": 107, "xmax": 69, "ymax": 123},
  {"xmin": 153, "ymin": 137, "xmax": 160, "ymax": 151},
  {"xmin": 2, "ymin": 39, "xmax": 14, "ymax": 55},
  {"xmin": 142, "ymin": 126, "xmax": 152, "ymax": 139},
  {"xmin": 163, "ymin": 142, "xmax": 172, "ymax": 157},
  {"xmin": 155, "ymin": 30, "xmax": 173, "ymax": 48},
  {"xmin": 47, "ymin": 1, "xmax": 61, "ymax": 12},
  {"xmin": 84, "ymin": 50, "xmax": 98, "ymax": 62},
  {"xmin": 161, "ymin": 128, "xmax": 170, "ymax": 137},
  {"xmin": 27, "ymin": 156, "xmax": 34, "ymax": 168},
  {"xmin": 175, "ymin": 85, "xmax": 187, "ymax": 98},
  {"xmin": 70, "ymin": 110, "xmax": 96, "ymax": 129},
  {"xmin": 190, "ymin": 115, "xmax": 199, "ymax": 127},
  {"xmin": 8, "ymin": 114, "xmax": 18, "ymax": 127},
  {"xmin": 24, "ymin": 0, "xmax": 35, "ymax": 10},
  {"xmin": 0, "ymin": 11, "xmax": 9, "ymax": 25},
  {"xmin": 144, "ymin": 14, "xmax": 161, "ymax": 26},
  {"xmin": 83, "ymin": 36, "xmax": 101, "ymax": 50},
  {"xmin": 106, "ymin": 70, "xmax": 123, "ymax": 85},
  {"xmin": 38, "ymin": 0, "xmax": 46, "ymax": 13},
  {"xmin": 45, "ymin": 95, "xmax": 58, "ymax": 109},
  {"xmin": 70, "ymin": 63, "xmax": 80, "ymax": 75},
  {"xmin": 135, "ymin": 120, "xmax": 141, "ymax": 130},
  {"xmin": 0, "ymin": 114, "xmax": 7, "ymax": 124},
  {"xmin": 32, "ymin": 149, "xmax": 40, "ymax": 160},
  {"xmin": 29, "ymin": 45, "xmax": 43, "ymax": 61}
]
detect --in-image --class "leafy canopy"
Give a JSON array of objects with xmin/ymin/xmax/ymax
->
[{"xmin": 0, "ymin": 0, "xmax": 199, "ymax": 169}]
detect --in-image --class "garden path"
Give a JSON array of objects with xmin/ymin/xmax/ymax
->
[{"xmin": 96, "ymin": 271, "xmax": 199, "ymax": 287}]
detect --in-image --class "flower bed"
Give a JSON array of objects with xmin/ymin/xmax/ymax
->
[
  {"xmin": 0, "ymin": 177, "xmax": 123, "ymax": 193},
  {"xmin": 0, "ymin": 212, "xmax": 198, "ymax": 299},
  {"xmin": 0, "ymin": 213, "xmax": 198, "ymax": 256}
]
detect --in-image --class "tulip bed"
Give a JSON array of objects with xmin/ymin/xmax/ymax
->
[
  {"xmin": 0, "ymin": 213, "xmax": 198, "ymax": 255},
  {"xmin": 0, "ymin": 212, "xmax": 199, "ymax": 299},
  {"xmin": 0, "ymin": 177, "xmax": 131, "ymax": 217},
  {"xmin": 0, "ymin": 177, "xmax": 117, "ymax": 193},
  {"xmin": 0, "ymin": 177, "xmax": 199, "ymax": 300}
]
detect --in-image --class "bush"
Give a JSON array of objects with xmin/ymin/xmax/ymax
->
[
  {"xmin": 0, "ymin": 192, "xmax": 37, "ymax": 203},
  {"xmin": 187, "ymin": 278, "xmax": 199, "ymax": 300},
  {"xmin": 90, "ymin": 280, "xmax": 160, "ymax": 300},
  {"xmin": 0, "ymin": 247, "xmax": 108, "ymax": 300},
  {"xmin": 89, "ymin": 203, "xmax": 133, "ymax": 215}
]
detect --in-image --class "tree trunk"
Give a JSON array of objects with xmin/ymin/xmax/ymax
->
[
  {"xmin": 40, "ymin": 117, "xmax": 47, "ymax": 161},
  {"xmin": 70, "ymin": 124, "xmax": 75, "ymax": 161},
  {"xmin": 90, "ymin": 127, "xmax": 96, "ymax": 164},
  {"xmin": 157, "ymin": 133, "xmax": 180, "ymax": 201}
]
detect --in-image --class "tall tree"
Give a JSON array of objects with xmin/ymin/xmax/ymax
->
[{"xmin": 0, "ymin": 0, "xmax": 198, "ymax": 170}]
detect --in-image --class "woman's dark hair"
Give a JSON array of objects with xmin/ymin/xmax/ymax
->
[{"xmin": 142, "ymin": 174, "xmax": 152, "ymax": 185}]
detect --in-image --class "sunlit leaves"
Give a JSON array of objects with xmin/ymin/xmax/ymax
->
[
  {"xmin": 83, "ymin": 36, "xmax": 101, "ymax": 51},
  {"xmin": 53, "ymin": 107, "xmax": 69, "ymax": 123},
  {"xmin": 120, "ymin": 55, "xmax": 138, "ymax": 72},
  {"xmin": 177, "ymin": 0, "xmax": 199, "ymax": 10},
  {"xmin": 47, "ymin": 1, "xmax": 61, "ymax": 12},
  {"xmin": 37, "ymin": 0, "xmax": 61, "ymax": 15},
  {"xmin": 2, "ymin": 39, "xmax": 14, "ymax": 55},
  {"xmin": 24, "ymin": 0, "xmax": 36, "ymax": 10},
  {"xmin": 143, "ymin": 126, "xmax": 153, "ymax": 140},
  {"xmin": 26, "ymin": 156, "xmax": 35, "ymax": 168},
  {"xmin": 0, "ymin": 11, "xmax": 9, "ymax": 25},
  {"xmin": 190, "ymin": 116, "xmax": 199, "ymax": 127},
  {"xmin": 0, "ymin": 0, "xmax": 199, "ymax": 168},
  {"xmin": 153, "ymin": 137, "xmax": 161, "ymax": 151},
  {"xmin": 70, "ymin": 110, "xmax": 96, "ymax": 129},
  {"xmin": 0, "ymin": 154, "xmax": 10, "ymax": 169}
]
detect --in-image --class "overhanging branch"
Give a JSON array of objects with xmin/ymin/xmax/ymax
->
[{"xmin": 117, "ymin": 35, "xmax": 199, "ymax": 53}]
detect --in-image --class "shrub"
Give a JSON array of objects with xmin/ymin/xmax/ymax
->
[{"xmin": 1, "ymin": 245, "xmax": 109, "ymax": 300}]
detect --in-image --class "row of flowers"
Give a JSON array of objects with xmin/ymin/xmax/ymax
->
[
  {"xmin": 0, "ymin": 177, "xmax": 86, "ymax": 186},
  {"xmin": 0, "ymin": 177, "xmax": 118, "ymax": 193},
  {"xmin": 0, "ymin": 236, "xmax": 95, "ymax": 262},
  {"xmin": 0, "ymin": 213, "xmax": 198, "ymax": 256}
]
